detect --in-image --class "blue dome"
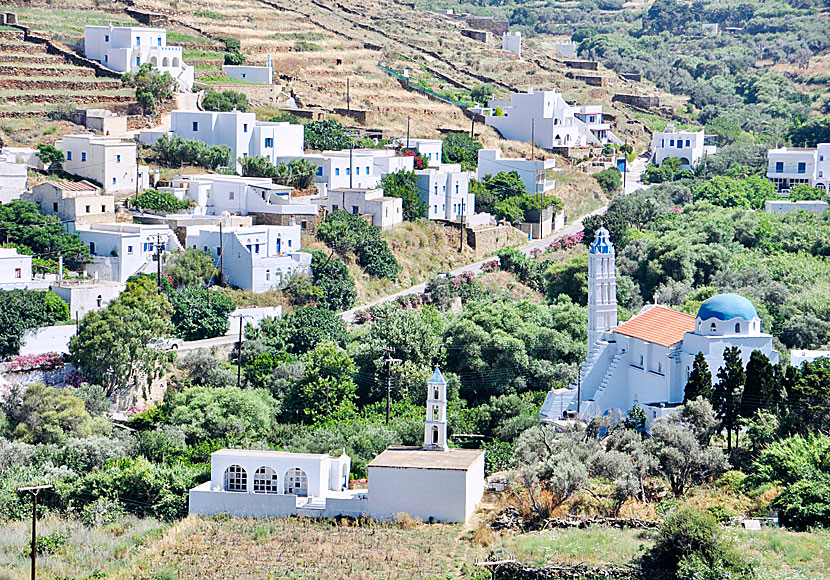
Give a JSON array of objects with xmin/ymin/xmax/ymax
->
[{"xmin": 697, "ymin": 294, "xmax": 758, "ymax": 321}]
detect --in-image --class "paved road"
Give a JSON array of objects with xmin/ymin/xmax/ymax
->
[{"xmin": 340, "ymin": 159, "xmax": 649, "ymax": 322}]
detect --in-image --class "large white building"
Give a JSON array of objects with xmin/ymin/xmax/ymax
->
[
  {"xmin": 84, "ymin": 25, "xmax": 194, "ymax": 91},
  {"xmin": 766, "ymin": 144, "xmax": 830, "ymax": 193},
  {"xmin": 167, "ymin": 111, "xmax": 304, "ymax": 168},
  {"xmin": 315, "ymin": 188, "xmax": 403, "ymax": 229},
  {"xmin": 279, "ymin": 149, "xmax": 414, "ymax": 192},
  {"xmin": 0, "ymin": 152, "xmax": 27, "ymax": 203},
  {"xmin": 540, "ymin": 227, "xmax": 780, "ymax": 425},
  {"xmin": 764, "ymin": 199, "xmax": 828, "ymax": 215},
  {"xmin": 184, "ymin": 224, "xmax": 311, "ymax": 292},
  {"xmin": 415, "ymin": 164, "xmax": 475, "ymax": 221},
  {"xmin": 650, "ymin": 124, "xmax": 717, "ymax": 170},
  {"xmin": 471, "ymin": 89, "xmax": 612, "ymax": 148},
  {"xmin": 403, "ymin": 139, "xmax": 443, "ymax": 168},
  {"xmin": 56, "ymin": 134, "xmax": 146, "ymax": 194},
  {"xmin": 188, "ymin": 368, "xmax": 485, "ymax": 523},
  {"xmin": 477, "ymin": 149, "xmax": 558, "ymax": 196}
]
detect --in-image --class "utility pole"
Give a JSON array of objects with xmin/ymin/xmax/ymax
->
[
  {"xmin": 218, "ymin": 222, "xmax": 224, "ymax": 285},
  {"xmin": 349, "ymin": 142, "xmax": 353, "ymax": 189},
  {"xmin": 406, "ymin": 116, "xmax": 410, "ymax": 149},
  {"xmin": 459, "ymin": 209, "xmax": 465, "ymax": 252},
  {"xmin": 531, "ymin": 118, "xmax": 535, "ymax": 161},
  {"xmin": 231, "ymin": 314, "xmax": 253, "ymax": 389},
  {"xmin": 470, "ymin": 118, "xmax": 475, "ymax": 139},
  {"xmin": 155, "ymin": 233, "xmax": 162, "ymax": 293},
  {"xmin": 346, "ymin": 77, "xmax": 351, "ymax": 116},
  {"xmin": 19, "ymin": 484, "xmax": 52, "ymax": 580},
  {"xmin": 376, "ymin": 347, "xmax": 401, "ymax": 424},
  {"xmin": 623, "ymin": 140, "xmax": 628, "ymax": 192},
  {"xmin": 576, "ymin": 372, "xmax": 581, "ymax": 418}
]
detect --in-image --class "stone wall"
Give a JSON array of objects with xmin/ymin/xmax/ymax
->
[
  {"xmin": 620, "ymin": 73, "xmax": 642, "ymax": 82},
  {"xmin": 563, "ymin": 60, "xmax": 599, "ymax": 71},
  {"xmin": 565, "ymin": 73, "xmax": 603, "ymax": 86},
  {"xmin": 461, "ymin": 29, "xmax": 490, "ymax": 43},
  {"xmin": 250, "ymin": 211, "xmax": 320, "ymax": 234},
  {"xmin": 486, "ymin": 562, "xmax": 643, "ymax": 580},
  {"xmin": 612, "ymin": 94, "xmax": 660, "ymax": 108},
  {"xmin": 466, "ymin": 224, "xmax": 523, "ymax": 252}
]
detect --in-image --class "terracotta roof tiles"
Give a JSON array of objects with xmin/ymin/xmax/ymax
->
[{"xmin": 613, "ymin": 305, "xmax": 695, "ymax": 348}]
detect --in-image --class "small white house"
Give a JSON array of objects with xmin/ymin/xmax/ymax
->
[
  {"xmin": 0, "ymin": 152, "xmax": 28, "ymax": 203},
  {"xmin": 650, "ymin": 124, "xmax": 717, "ymax": 170},
  {"xmin": 477, "ymin": 149, "xmax": 558, "ymax": 196},
  {"xmin": 764, "ymin": 200, "xmax": 828, "ymax": 215},
  {"xmin": 56, "ymin": 134, "xmax": 146, "ymax": 194},
  {"xmin": 0, "ymin": 248, "xmax": 33, "ymax": 288},
  {"xmin": 791, "ymin": 350, "xmax": 830, "ymax": 367},
  {"xmin": 502, "ymin": 31, "xmax": 522, "ymax": 57},
  {"xmin": 315, "ymin": 188, "xmax": 403, "ymax": 229},
  {"xmin": 184, "ymin": 224, "xmax": 311, "ymax": 292},
  {"xmin": 766, "ymin": 144, "xmax": 830, "ymax": 193},
  {"xmin": 280, "ymin": 149, "xmax": 414, "ymax": 191},
  {"xmin": 415, "ymin": 164, "xmax": 475, "ymax": 221},
  {"xmin": 51, "ymin": 279, "xmax": 126, "ymax": 319},
  {"xmin": 403, "ymin": 139, "xmax": 443, "ymax": 168},
  {"xmin": 84, "ymin": 25, "xmax": 194, "ymax": 90},
  {"xmin": 24, "ymin": 181, "xmax": 114, "ymax": 232},
  {"xmin": 222, "ymin": 65, "xmax": 272, "ymax": 84}
]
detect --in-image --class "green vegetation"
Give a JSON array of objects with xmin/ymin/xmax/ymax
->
[
  {"xmin": 593, "ymin": 167, "xmax": 622, "ymax": 194},
  {"xmin": 317, "ymin": 210, "xmax": 402, "ymax": 280},
  {"xmin": 304, "ymin": 119, "xmax": 352, "ymax": 151},
  {"xmin": 120, "ymin": 63, "xmax": 176, "ymax": 115},
  {"xmin": 379, "ymin": 170, "xmax": 427, "ymax": 220},
  {"xmin": 0, "ymin": 291, "xmax": 70, "ymax": 357},
  {"xmin": 201, "ymin": 88, "xmax": 249, "ymax": 112},
  {"xmin": 473, "ymin": 171, "xmax": 563, "ymax": 225},
  {"xmin": 130, "ymin": 189, "xmax": 190, "ymax": 213},
  {"xmin": 442, "ymin": 132, "xmax": 481, "ymax": 170},
  {"xmin": 151, "ymin": 135, "xmax": 233, "ymax": 170},
  {"xmin": 240, "ymin": 156, "xmax": 316, "ymax": 189}
]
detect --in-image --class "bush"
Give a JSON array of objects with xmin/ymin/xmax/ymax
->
[
  {"xmin": 309, "ymin": 250, "xmax": 356, "ymax": 311},
  {"xmin": 169, "ymin": 287, "xmax": 235, "ymax": 341},
  {"xmin": 132, "ymin": 189, "xmax": 190, "ymax": 213},
  {"xmin": 304, "ymin": 119, "xmax": 351, "ymax": 151},
  {"xmin": 201, "ymin": 89, "xmax": 249, "ymax": 112},
  {"xmin": 152, "ymin": 135, "xmax": 233, "ymax": 170},
  {"xmin": 594, "ymin": 167, "xmax": 622, "ymax": 194},
  {"xmin": 317, "ymin": 211, "xmax": 400, "ymax": 280}
]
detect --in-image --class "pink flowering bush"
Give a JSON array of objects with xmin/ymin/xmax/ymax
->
[
  {"xmin": 5, "ymin": 352, "xmax": 64, "ymax": 372},
  {"xmin": 546, "ymin": 231, "xmax": 584, "ymax": 252},
  {"xmin": 65, "ymin": 369, "xmax": 88, "ymax": 387},
  {"xmin": 482, "ymin": 259, "xmax": 499, "ymax": 273}
]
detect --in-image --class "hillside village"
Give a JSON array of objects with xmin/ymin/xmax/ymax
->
[{"xmin": 1, "ymin": 0, "xmax": 830, "ymax": 578}]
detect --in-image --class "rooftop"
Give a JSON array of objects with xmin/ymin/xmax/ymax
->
[
  {"xmin": 368, "ymin": 447, "xmax": 484, "ymax": 471},
  {"xmin": 45, "ymin": 180, "xmax": 98, "ymax": 192},
  {"xmin": 212, "ymin": 449, "xmax": 344, "ymax": 461},
  {"xmin": 613, "ymin": 305, "xmax": 696, "ymax": 348}
]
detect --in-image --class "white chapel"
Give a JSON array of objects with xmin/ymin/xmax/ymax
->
[{"xmin": 540, "ymin": 227, "xmax": 780, "ymax": 424}]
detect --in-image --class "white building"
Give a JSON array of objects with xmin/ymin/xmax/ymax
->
[
  {"xmin": 415, "ymin": 164, "xmax": 475, "ymax": 221},
  {"xmin": 553, "ymin": 40, "xmax": 577, "ymax": 57},
  {"xmin": 315, "ymin": 188, "xmax": 403, "ymax": 229},
  {"xmin": 51, "ymin": 279, "xmax": 126, "ymax": 319},
  {"xmin": 540, "ymin": 227, "xmax": 780, "ymax": 425},
  {"xmin": 280, "ymin": 149, "xmax": 414, "ymax": 192},
  {"xmin": 56, "ymin": 134, "xmax": 146, "ymax": 194},
  {"xmin": 184, "ymin": 224, "xmax": 311, "ymax": 292},
  {"xmin": 222, "ymin": 64, "xmax": 272, "ymax": 85},
  {"xmin": 76, "ymin": 223, "xmax": 181, "ymax": 283},
  {"xmin": 168, "ymin": 111, "xmax": 304, "ymax": 168},
  {"xmin": 766, "ymin": 144, "xmax": 830, "ymax": 193},
  {"xmin": 650, "ymin": 124, "xmax": 717, "ymax": 170},
  {"xmin": 471, "ymin": 89, "xmax": 612, "ymax": 148},
  {"xmin": 502, "ymin": 31, "xmax": 522, "ymax": 57},
  {"xmin": 764, "ymin": 200, "xmax": 828, "ymax": 215},
  {"xmin": 791, "ymin": 350, "xmax": 830, "ymax": 367},
  {"xmin": 0, "ymin": 248, "xmax": 33, "ymax": 288},
  {"xmin": 403, "ymin": 139, "xmax": 443, "ymax": 167},
  {"xmin": 84, "ymin": 25, "xmax": 194, "ymax": 91},
  {"xmin": 23, "ymin": 181, "xmax": 114, "ymax": 232},
  {"xmin": 0, "ymin": 152, "xmax": 28, "ymax": 203},
  {"xmin": 477, "ymin": 149, "xmax": 558, "ymax": 196}
]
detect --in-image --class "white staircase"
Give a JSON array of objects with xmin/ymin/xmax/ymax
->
[{"xmin": 583, "ymin": 351, "xmax": 625, "ymax": 406}]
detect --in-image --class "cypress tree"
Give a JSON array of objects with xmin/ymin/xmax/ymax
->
[
  {"xmin": 713, "ymin": 346, "xmax": 745, "ymax": 452},
  {"xmin": 684, "ymin": 352, "xmax": 713, "ymax": 403}
]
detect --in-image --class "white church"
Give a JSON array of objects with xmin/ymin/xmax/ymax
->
[
  {"xmin": 189, "ymin": 368, "xmax": 485, "ymax": 522},
  {"xmin": 540, "ymin": 227, "xmax": 780, "ymax": 425}
]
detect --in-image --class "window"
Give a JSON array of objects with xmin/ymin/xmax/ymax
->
[
  {"xmin": 710, "ymin": 322, "xmax": 717, "ymax": 332},
  {"xmin": 264, "ymin": 137, "xmax": 273, "ymax": 148},
  {"xmin": 775, "ymin": 161, "xmax": 783, "ymax": 173},
  {"xmin": 356, "ymin": 167, "xmax": 360, "ymax": 175},
  {"xmin": 102, "ymin": 205, "xmax": 106, "ymax": 212},
  {"xmin": 116, "ymin": 154, "xmax": 121, "ymax": 163},
  {"xmin": 104, "ymin": 55, "xmax": 108, "ymax": 63},
  {"xmin": 254, "ymin": 244, "xmax": 260, "ymax": 254},
  {"xmin": 105, "ymin": 35, "xmax": 109, "ymax": 42},
  {"xmin": 224, "ymin": 465, "xmax": 247, "ymax": 492},
  {"xmin": 136, "ymin": 37, "xmax": 140, "ymax": 46},
  {"xmin": 434, "ymin": 205, "xmax": 437, "ymax": 213},
  {"xmin": 365, "ymin": 166, "xmax": 369, "ymax": 174},
  {"xmin": 455, "ymin": 184, "xmax": 459, "ymax": 194},
  {"xmin": 661, "ymin": 139, "xmax": 664, "ymax": 147},
  {"xmin": 798, "ymin": 162, "xmax": 806, "ymax": 174},
  {"xmin": 136, "ymin": 56, "xmax": 140, "ymax": 66},
  {"xmin": 301, "ymin": 220, "xmax": 307, "ymax": 230},
  {"xmin": 284, "ymin": 468, "xmax": 308, "ymax": 496},
  {"xmin": 346, "ymin": 168, "xmax": 350, "ymax": 176},
  {"xmin": 735, "ymin": 322, "xmax": 741, "ymax": 333},
  {"xmin": 127, "ymin": 245, "xmax": 134, "ymax": 254},
  {"xmin": 434, "ymin": 185, "xmax": 438, "ymax": 194},
  {"xmin": 112, "ymin": 178, "xmax": 116, "ymax": 185},
  {"xmin": 432, "ymin": 426, "xmax": 439, "ymax": 444},
  {"xmin": 316, "ymin": 167, "xmax": 322, "ymax": 176},
  {"xmin": 216, "ymin": 247, "xmax": 221, "ymax": 255},
  {"xmin": 639, "ymin": 355, "xmax": 643, "ymax": 367},
  {"xmin": 670, "ymin": 140, "xmax": 675, "ymax": 147},
  {"xmin": 14, "ymin": 268, "xmax": 21, "ymax": 279},
  {"xmin": 254, "ymin": 467, "xmax": 278, "ymax": 493},
  {"xmin": 157, "ymin": 37, "xmax": 161, "ymax": 47},
  {"xmin": 192, "ymin": 121, "xmax": 199, "ymax": 131},
  {"xmin": 85, "ymin": 205, "xmax": 91, "ymax": 213},
  {"xmin": 96, "ymin": 295, "xmax": 102, "ymax": 308},
  {"xmin": 335, "ymin": 168, "xmax": 340, "ymax": 176},
  {"xmin": 433, "ymin": 387, "xmax": 439, "ymax": 400},
  {"xmin": 332, "ymin": 204, "xmax": 339, "ymax": 211},
  {"xmin": 52, "ymin": 202, "xmax": 59, "ymax": 212},
  {"xmin": 352, "ymin": 205, "xmax": 359, "ymax": 214},
  {"xmin": 67, "ymin": 151, "xmax": 72, "ymax": 161},
  {"xmin": 242, "ymin": 73, "xmax": 246, "ymax": 78},
  {"xmin": 265, "ymin": 269, "xmax": 270, "ymax": 281},
  {"xmin": 243, "ymin": 123, "xmax": 248, "ymax": 133},
  {"xmin": 81, "ymin": 152, "xmax": 87, "ymax": 162},
  {"xmin": 229, "ymin": 191, "xmax": 235, "ymax": 200},
  {"xmin": 657, "ymin": 362, "xmax": 663, "ymax": 374},
  {"xmin": 433, "ymin": 405, "xmax": 439, "ymax": 420},
  {"xmin": 287, "ymin": 239, "xmax": 292, "ymax": 247}
]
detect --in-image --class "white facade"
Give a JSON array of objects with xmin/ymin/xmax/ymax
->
[
  {"xmin": 791, "ymin": 350, "xmax": 830, "ymax": 367},
  {"xmin": 416, "ymin": 164, "xmax": 475, "ymax": 221},
  {"xmin": 316, "ymin": 188, "xmax": 403, "ymax": 229},
  {"xmin": 553, "ymin": 41, "xmax": 577, "ymax": 57},
  {"xmin": 477, "ymin": 149, "xmax": 557, "ymax": 195},
  {"xmin": 169, "ymin": 111, "xmax": 304, "ymax": 168},
  {"xmin": 650, "ymin": 124, "xmax": 717, "ymax": 170},
  {"xmin": 0, "ymin": 248, "xmax": 32, "ymax": 287},
  {"xmin": 280, "ymin": 149, "xmax": 414, "ymax": 191},
  {"xmin": 23, "ymin": 181, "xmax": 114, "ymax": 232},
  {"xmin": 84, "ymin": 25, "xmax": 194, "ymax": 90},
  {"xmin": 765, "ymin": 200, "xmax": 828, "ymax": 215},
  {"xmin": 404, "ymin": 139, "xmax": 443, "ymax": 167},
  {"xmin": 56, "ymin": 134, "xmax": 143, "ymax": 194},
  {"xmin": 76, "ymin": 223, "xmax": 181, "ymax": 283},
  {"xmin": 184, "ymin": 224, "xmax": 311, "ymax": 292},
  {"xmin": 51, "ymin": 279, "xmax": 126, "ymax": 319},
  {"xmin": 0, "ymin": 152, "xmax": 27, "ymax": 203},
  {"xmin": 502, "ymin": 31, "xmax": 522, "ymax": 57},
  {"xmin": 587, "ymin": 227, "xmax": 617, "ymax": 350},
  {"xmin": 222, "ymin": 65, "xmax": 273, "ymax": 84},
  {"xmin": 472, "ymin": 89, "xmax": 610, "ymax": 148},
  {"xmin": 540, "ymin": 228, "xmax": 780, "ymax": 424},
  {"xmin": 766, "ymin": 144, "xmax": 830, "ymax": 192}
]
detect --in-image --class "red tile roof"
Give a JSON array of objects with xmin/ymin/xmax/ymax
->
[
  {"xmin": 613, "ymin": 305, "xmax": 696, "ymax": 348},
  {"xmin": 47, "ymin": 180, "xmax": 98, "ymax": 192}
]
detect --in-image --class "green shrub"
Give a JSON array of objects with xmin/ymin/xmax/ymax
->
[
  {"xmin": 773, "ymin": 478, "xmax": 830, "ymax": 531},
  {"xmin": 132, "ymin": 189, "xmax": 190, "ymax": 213},
  {"xmin": 317, "ymin": 211, "xmax": 400, "ymax": 280},
  {"xmin": 594, "ymin": 167, "xmax": 622, "ymax": 194},
  {"xmin": 33, "ymin": 528, "xmax": 70, "ymax": 555},
  {"xmin": 294, "ymin": 40, "xmax": 323, "ymax": 52},
  {"xmin": 202, "ymin": 89, "xmax": 248, "ymax": 112}
]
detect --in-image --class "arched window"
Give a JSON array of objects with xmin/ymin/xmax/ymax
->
[
  {"xmin": 284, "ymin": 468, "xmax": 308, "ymax": 496},
  {"xmin": 433, "ymin": 405, "xmax": 439, "ymax": 420},
  {"xmin": 433, "ymin": 387, "xmax": 439, "ymax": 400},
  {"xmin": 658, "ymin": 362, "xmax": 663, "ymax": 374},
  {"xmin": 710, "ymin": 323, "xmax": 717, "ymax": 332},
  {"xmin": 697, "ymin": 321, "xmax": 701, "ymax": 332},
  {"xmin": 265, "ymin": 269, "xmax": 270, "ymax": 281},
  {"xmin": 432, "ymin": 426, "xmax": 439, "ymax": 444},
  {"xmin": 161, "ymin": 56, "xmax": 169, "ymax": 67},
  {"xmin": 686, "ymin": 366, "xmax": 691, "ymax": 380},
  {"xmin": 253, "ymin": 466, "xmax": 279, "ymax": 493},
  {"xmin": 735, "ymin": 322, "xmax": 741, "ymax": 333},
  {"xmin": 172, "ymin": 56, "xmax": 180, "ymax": 67},
  {"xmin": 96, "ymin": 294, "xmax": 102, "ymax": 308},
  {"xmin": 224, "ymin": 465, "xmax": 247, "ymax": 492}
]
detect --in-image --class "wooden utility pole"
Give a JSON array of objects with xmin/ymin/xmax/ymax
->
[
  {"xmin": 576, "ymin": 372, "xmax": 581, "ymax": 417},
  {"xmin": 218, "ymin": 222, "xmax": 224, "ymax": 285},
  {"xmin": 376, "ymin": 347, "xmax": 401, "ymax": 424},
  {"xmin": 18, "ymin": 484, "xmax": 52, "ymax": 580},
  {"xmin": 231, "ymin": 314, "xmax": 254, "ymax": 389},
  {"xmin": 406, "ymin": 116, "xmax": 410, "ymax": 149},
  {"xmin": 346, "ymin": 77, "xmax": 351, "ymax": 116},
  {"xmin": 155, "ymin": 233, "xmax": 163, "ymax": 292},
  {"xmin": 470, "ymin": 118, "xmax": 475, "ymax": 139}
]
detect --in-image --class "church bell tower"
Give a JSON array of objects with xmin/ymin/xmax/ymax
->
[
  {"xmin": 423, "ymin": 368, "xmax": 449, "ymax": 451},
  {"xmin": 588, "ymin": 226, "xmax": 617, "ymax": 350}
]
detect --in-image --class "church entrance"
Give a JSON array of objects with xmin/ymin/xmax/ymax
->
[{"xmin": 284, "ymin": 468, "xmax": 308, "ymax": 496}]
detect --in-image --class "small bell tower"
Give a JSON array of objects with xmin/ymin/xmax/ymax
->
[
  {"xmin": 588, "ymin": 226, "xmax": 617, "ymax": 350},
  {"xmin": 423, "ymin": 367, "xmax": 449, "ymax": 451}
]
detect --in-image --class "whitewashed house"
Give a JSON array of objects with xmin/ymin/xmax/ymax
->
[
  {"xmin": 0, "ymin": 248, "xmax": 33, "ymax": 288},
  {"xmin": 315, "ymin": 188, "xmax": 403, "ymax": 229},
  {"xmin": 502, "ymin": 31, "xmax": 522, "ymax": 57},
  {"xmin": 471, "ymin": 89, "xmax": 613, "ymax": 148},
  {"xmin": 766, "ymin": 144, "xmax": 830, "ymax": 193},
  {"xmin": 75, "ymin": 223, "xmax": 181, "ymax": 283},
  {"xmin": 477, "ymin": 149, "xmax": 558, "ymax": 196},
  {"xmin": 24, "ymin": 181, "xmax": 114, "ymax": 232},
  {"xmin": 56, "ymin": 134, "xmax": 147, "ymax": 194},
  {"xmin": 222, "ymin": 54, "xmax": 273, "ymax": 84},
  {"xmin": 764, "ymin": 200, "xmax": 828, "ymax": 215},
  {"xmin": 184, "ymin": 224, "xmax": 311, "ymax": 292},
  {"xmin": 279, "ymin": 149, "xmax": 414, "ymax": 192},
  {"xmin": 415, "ymin": 164, "xmax": 475, "ymax": 221},
  {"xmin": 51, "ymin": 279, "xmax": 126, "ymax": 319},
  {"xmin": 650, "ymin": 124, "xmax": 717, "ymax": 170},
  {"xmin": 0, "ymin": 152, "xmax": 28, "ymax": 203},
  {"xmin": 84, "ymin": 25, "xmax": 194, "ymax": 90},
  {"xmin": 791, "ymin": 350, "xmax": 830, "ymax": 367},
  {"xmin": 403, "ymin": 139, "xmax": 443, "ymax": 168},
  {"xmin": 540, "ymin": 228, "xmax": 780, "ymax": 425}
]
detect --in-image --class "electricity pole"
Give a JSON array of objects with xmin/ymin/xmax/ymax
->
[
  {"xmin": 18, "ymin": 484, "xmax": 52, "ymax": 580},
  {"xmin": 346, "ymin": 77, "xmax": 350, "ymax": 116},
  {"xmin": 576, "ymin": 372, "xmax": 581, "ymax": 418},
  {"xmin": 470, "ymin": 118, "xmax": 475, "ymax": 139},
  {"xmin": 376, "ymin": 347, "xmax": 401, "ymax": 424},
  {"xmin": 406, "ymin": 116, "xmax": 410, "ymax": 149},
  {"xmin": 231, "ymin": 314, "xmax": 254, "ymax": 389},
  {"xmin": 623, "ymin": 140, "xmax": 628, "ymax": 193},
  {"xmin": 218, "ymin": 222, "xmax": 224, "ymax": 285},
  {"xmin": 155, "ymin": 233, "xmax": 163, "ymax": 292}
]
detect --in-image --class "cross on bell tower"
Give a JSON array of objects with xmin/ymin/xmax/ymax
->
[
  {"xmin": 588, "ymin": 226, "xmax": 617, "ymax": 351},
  {"xmin": 423, "ymin": 367, "xmax": 449, "ymax": 451}
]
